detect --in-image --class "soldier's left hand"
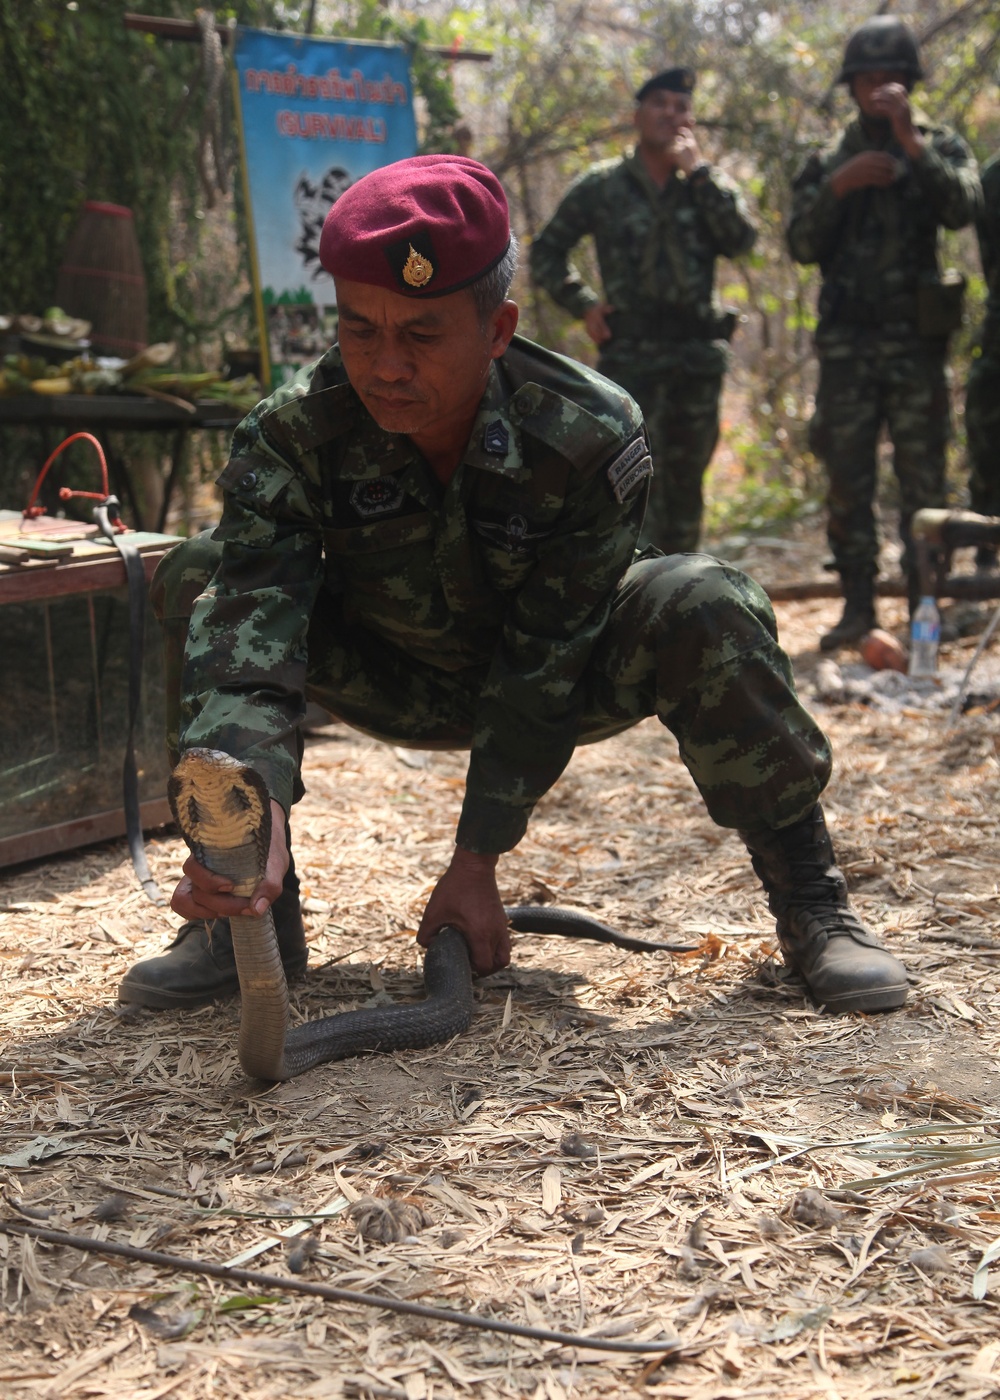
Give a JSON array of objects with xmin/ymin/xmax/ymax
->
[
  {"xmin": 870, "ymin": 83, "xmax": 923, "ymax": 155},
  {"xmin": 416, "ymin": 847, "xmax": 511, "ymax": 976},
  {"xmin": 669, "ymin": 128, "xmax": 702, "ymax": 175}
]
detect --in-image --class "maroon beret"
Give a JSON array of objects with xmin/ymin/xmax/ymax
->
[{"xmin": 319, "ymin": 155, "xmax": 510, "ymax": 297}]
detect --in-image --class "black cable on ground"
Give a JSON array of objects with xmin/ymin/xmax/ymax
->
[{"xmin": 0, "ymin": 1221, "xmax": 683, "ymax": 1357}]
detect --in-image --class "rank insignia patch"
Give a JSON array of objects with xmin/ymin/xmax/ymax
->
[
  {"xmin": 350, "ymin": 476, "xmax": 406, "ymax": 519},
  {"xmin": 605, "ymin": 434, "xmax": 653, "ymax": 504},
  {"xmin": 483, "ymin": 419, "xmax": 509, "ymax": 455}
]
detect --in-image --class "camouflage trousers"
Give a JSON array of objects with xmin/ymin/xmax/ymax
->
[
  {"xmin": 598, "ymin": 356, "xmax": 722, "ymax": 557},
  {"xmin": 808, "ymin": 345, "xmax": 950, "ymax": 577},
  {"xmin": 152, "ymin": 533, "xmax": 832, "ymax": 834},
  {"xmin": 966, "ymin": 350, "xmax": 1000, "ymax": 519}
]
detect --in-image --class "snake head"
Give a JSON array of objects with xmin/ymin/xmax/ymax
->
[{"xmin": 168, "ymin": 748, "xmax": 272, "ymax": 858}]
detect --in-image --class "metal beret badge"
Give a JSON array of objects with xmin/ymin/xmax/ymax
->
[
  {"xmin": 402, "ymin": 244, "xmax": 435, "ymax": 289},
  {"xmin": 381, "ymin": 231, "xmax": 438, "ymax": 292}
]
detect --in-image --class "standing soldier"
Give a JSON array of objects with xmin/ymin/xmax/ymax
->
[
  {"xmin": 787, "ymin": 17, "xmax": 981, "ymax": 651},
  {"xmin": 966, "ymin": 145, "xmax": 1000, "ymax": 556},
  {"xmin": 530, "ymin": 68, "xmax": 757, "ymax": 556}
]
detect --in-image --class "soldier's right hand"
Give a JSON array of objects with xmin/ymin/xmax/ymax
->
[
  {"xmin": 584, "ymin": 302, "xmax": 615, "ymax": 346},
  {"xmin": 416, "ymin": 847, "xmax": 511, "ymax": 977},
  {"xmin": 830, "ymin": 152, "xmax": 899, "ymax": 198},
  {"xmin": 170, "ymin": 798, "xmax": 289, "ymax": 922}
]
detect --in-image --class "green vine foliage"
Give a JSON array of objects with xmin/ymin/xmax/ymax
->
[
  {"xmin": 0, "ymin": 0, "xmax": 286, "ymax": 524},
  {"xmin": 0, "ymin": 1, "xmax": 289, "ymax": 342}
]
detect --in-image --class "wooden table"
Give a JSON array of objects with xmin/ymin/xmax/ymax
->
[{"xmin": 0, "ymin": 392, "xmax": 244, "ymax": 532}]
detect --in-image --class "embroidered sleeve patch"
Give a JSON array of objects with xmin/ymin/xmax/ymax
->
[{"xmin": 605, "ymin": 434, "xmax": 653, "ymax": 504}]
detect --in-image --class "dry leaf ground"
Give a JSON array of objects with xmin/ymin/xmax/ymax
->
[{"xmin": 3, "ymin": 555, "xmax": 1000, "ymax": 1400}]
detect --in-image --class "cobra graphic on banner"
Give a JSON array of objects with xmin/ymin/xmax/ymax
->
[{"xmin": 232, "ymin": 27, "xmax": 418, "ymax": 388}]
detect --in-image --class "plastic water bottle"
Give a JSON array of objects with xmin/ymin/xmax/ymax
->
[{"xmin": 908, "ymin": 596, "xmax": 940, "ymax": 677}]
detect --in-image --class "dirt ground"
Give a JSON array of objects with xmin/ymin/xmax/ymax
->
[{"xmin": 3, "ymin": 557, "xmax": 1000, "ymax": 1400}]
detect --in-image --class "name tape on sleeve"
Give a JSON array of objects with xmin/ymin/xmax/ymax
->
[{"xmin": 606, "ymin": 435, "xmax": 653, "ymax": 504}]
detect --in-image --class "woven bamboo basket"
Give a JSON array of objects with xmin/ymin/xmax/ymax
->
[{"xmin": 55, "ymin": 201, "xmax": 148, "ymax": 356}]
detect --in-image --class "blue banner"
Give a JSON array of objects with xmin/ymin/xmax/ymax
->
[{"xmin": 232, "ymin": 27, "xmax": 418, "ymax": 385}]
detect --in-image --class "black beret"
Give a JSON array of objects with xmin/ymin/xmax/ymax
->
[{"xmin": 635, "ymin": 67, "xmax": 696, "ymax": 102}]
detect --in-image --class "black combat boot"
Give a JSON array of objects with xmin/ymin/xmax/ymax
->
[
  {"xmin": 740, "ymin": 805, "xmax": 908, "ymax": 1013},
  {"xmin": 118, "ymin": 864, "xmax": 308, "ymax": 1010},
  {"xmin": 819, "ymin": 570, "xmax": 877, "ymax": 652}
]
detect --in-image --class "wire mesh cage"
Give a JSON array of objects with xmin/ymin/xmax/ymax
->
[{"xmin": 0, "ymin": 582, "xmax": 170, "ymax": 865}]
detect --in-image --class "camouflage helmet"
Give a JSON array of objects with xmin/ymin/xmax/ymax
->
[{"xmin": 836, "ymin": 16, "xmax": 924, "ymax": 89}]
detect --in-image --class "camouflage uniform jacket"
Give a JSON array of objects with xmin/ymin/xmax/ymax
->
[
  {"xmin": 530, "ymin": 150, "xmax": 757, "ymax": 373},
  {"xmin": 787, "ymin": 114, "xmax": 981, "ymax": 356},
  {"xmin": 976, "ymin": 153, "xmax": 1000, "ymax": 356},
  {"xmin": 179, "ymin": 335, "xmax": 647, "ymax": 853}
]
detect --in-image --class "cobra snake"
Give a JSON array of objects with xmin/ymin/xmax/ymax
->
[{"xmin": 168, "ymin": 748, "xmax": 697, "ymax": 1081}]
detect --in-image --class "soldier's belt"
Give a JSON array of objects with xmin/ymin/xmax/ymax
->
[
  {"xmin": 833, "ymin": 282, "xmax": 965, "ymax": 339},
  {"xmin": 607, "ymin": 308, "xmax": 735, "ymax": 342}
]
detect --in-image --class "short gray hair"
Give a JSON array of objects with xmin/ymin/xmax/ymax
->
[{"xmin": 469, "ymin": 233, "xmax": 519, "ymax": 324}]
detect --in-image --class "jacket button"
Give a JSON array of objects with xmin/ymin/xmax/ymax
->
[{"xmin": 240, "ymin": 471, "xmax": 257, "ymax": 489}]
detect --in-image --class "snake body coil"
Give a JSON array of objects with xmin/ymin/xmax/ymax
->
[{"xmin": 168, "ymin": 749, "xmax": 695, "ymax": 1081}]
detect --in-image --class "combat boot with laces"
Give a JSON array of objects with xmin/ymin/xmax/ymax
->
[
  {"xmin": 740, "ymin": 805, "xmax": 907, "ymax": 1013},
  {"xmin": 118, "ymin": 867, "xmax": 307, "ymax": 1010},
  {"xmin": 819, "ymin": 570, "xmax": 877, "ymax": 652}
]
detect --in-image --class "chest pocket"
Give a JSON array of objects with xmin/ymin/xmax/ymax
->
[
  {"xmin": 470, "ymin": 501, "xmax": 562, "ymax": 595},
  {"xmin": 617, "ymin": 203, "xmax": 653, "ymax": 271},
  {"xmin": 324, "ymin": 509, "xmax": 435, "ymax": 561},
  {"xmin": 469, "ymin": 518, "xmax": 544, "ymax": 594},
  {"xmin": 323, "ymin": 509, "xmax": 436, "ymax": 630}
]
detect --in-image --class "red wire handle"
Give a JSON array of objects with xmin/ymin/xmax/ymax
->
[{"xmin": 22, "ymin": 432, "xmax": 126, "ymax": 532}]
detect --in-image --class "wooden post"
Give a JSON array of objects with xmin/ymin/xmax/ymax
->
[{"xmin": 122, "ymin": 12, "xmax": 493, "ymax": 61}]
